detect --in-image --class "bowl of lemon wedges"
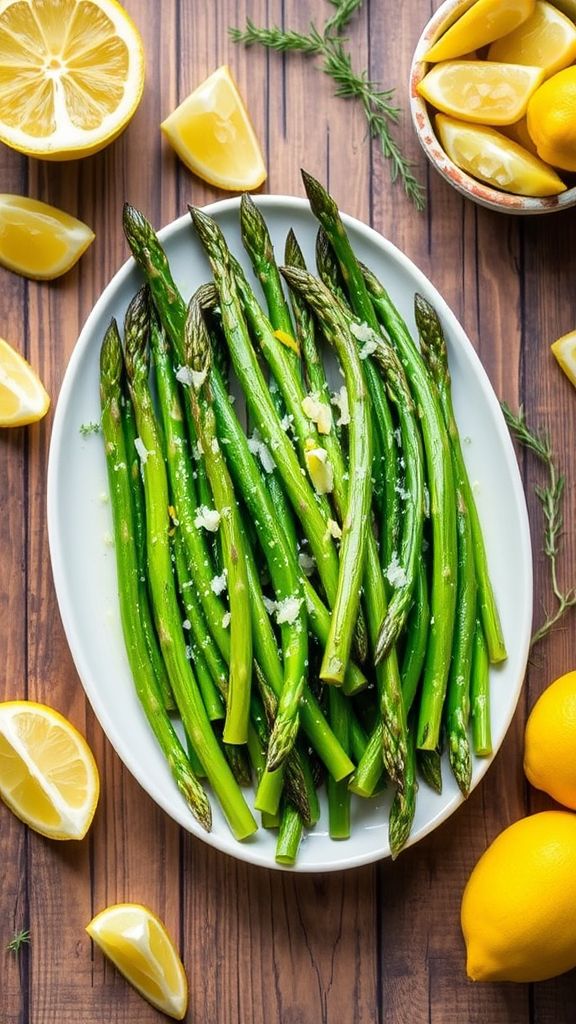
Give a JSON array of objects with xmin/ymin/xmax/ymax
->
[{"xmin": 410, "ymin": 0, "xmax": 576, "ymax": 213}]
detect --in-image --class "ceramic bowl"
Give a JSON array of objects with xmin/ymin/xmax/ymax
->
[{"xmin": 409, "ymin": 0, "xmax": 576, "ymax": 214}]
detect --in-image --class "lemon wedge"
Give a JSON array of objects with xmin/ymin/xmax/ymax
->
[
  {"xmin": 0, "ymin": 0, "xmax": 145, "ymax": 160},
  {"xmin": 86, "ymin": 903, "xmax": 188, "ymax": 1020},
  {"xmin": 0, "ymin": 195, "xmax": 94, "ymax": 280},
  {"xmin": 161, "ymin": 65, "xmax": 267, "ymax": 191},
  {"xmin": 0, "ymin": 338, "xmax": 50, "ymax": 427},
  {"xmin": 419, "ymin": 61, "xmax": 545, "ymax": 125},
  {"xmin": 551, "ymin": 330, "xmax": 576, "ymax": 388},
  {"xmin": 436, "ymin": 114, "xmax": 566, "ymax": 195},
  {"xmin": 488, "ymin": 1, "xmax": 576, "ymax": 79},
  {"xmin": 425, "ymin": 0, "xmax": 535, "ymax": 62},
  {"xmin": 0, "ymin": 701, "xmax": 99, "ymax": 838}
]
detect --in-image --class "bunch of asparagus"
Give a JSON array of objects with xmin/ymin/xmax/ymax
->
[{"xmin": 99, "ymin": 171, "xmax": 506, "ymax": 864}]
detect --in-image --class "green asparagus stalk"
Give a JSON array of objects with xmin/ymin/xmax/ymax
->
[
  {"xmin": 444, "ymin": 488, "xmax": 476, "ymax": 796},
  {"xmin": 240, "ymin": 193, "xmax": 298, "ymax": 349},
  {"xmin": 417, "ymin": 748, "xmax": 443, "ymax": 794},
  {"xmin": 303, "ymin": 173, "xmax": 401, "ymax": 563},
  {"xmin": 121, "ymin": 384, "xmax": 175, "ymax": 712},
  {"xmin": 148, "ymin": 298, "xmax": 231, "ymax": 661},
  {"xmin": 313, "ymin": 226, "xmax": 389, "ymax": 520},
  {"xmin": 182, "ymin": 296, "xmax": 253, "ymax": 746},
  {"xmin": 400, "ymin": 562, "xmax": 430, "ymax": 713},
  {"xmin": 414, "ymin": 293, "xmax": 506, "ymax": 665},
  {"xmin": 371, "ymin": 339, "xmax": 426, "ymax": 661},
  {"xmin": 327, "ymin": 686, "xmax": 351, "ymax": 839},
  {"xmin": 100, "ymin": 319, "xmax": 211, "ymax": 831},
  {"xmin": 470, "ymin": 619, "xmax": 492, "ymax": 756},
  {"xmin": 389, "ymin": 725, "xmax": 417, "ymax": 858},
  {"xmin": 286, "ymin": 228, "xmax": 333, "ymax": 399},
  {"xmin": 361, "ymin": 267, "xmax": 458, "ymax": 752},
  {"xmin": 123, "ymin": 288, "xmax": 257, "ymax": 840},
  {"xmin": 275, "ymin": 803, "xmax": 304, "ymax": 865},
  {"xmin": 279, "ymin": 265, "xmax": 372, "ymax": 686}
]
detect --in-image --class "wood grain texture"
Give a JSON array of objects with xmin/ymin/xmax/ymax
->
[{"xmin": 0, "ymin": 1, "xmax": 575, "ymax": 1022}]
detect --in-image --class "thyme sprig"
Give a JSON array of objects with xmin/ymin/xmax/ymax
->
[
  {"xmin": 6, "ymin": 929, "xmax": 30, "ymax": 955},
  {"xmin": 502, "ymin": 402, "xmax": 576, "ymax": 648},
  {"xmin": 229, "ymin": 7, "xmax": 425, "ymax": 210}
]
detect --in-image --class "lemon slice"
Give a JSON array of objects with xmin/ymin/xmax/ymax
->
[
  {"xmin": 0, "ymin": 338, "xmax": 50, "ymax": 426},
  {"xmin": 551, "ymin": 330, "xmax": 576, "ymax": 387},
  {"xmin": 436, "ymin": 114, "xmax": 566, "ymax": 195},
  {"xmin": 425, "ymin": 0, "xmax": 535, "ymax": 62},
  {"xmin": 0, "ymin": 701, "xmax": 99, "ymax": 838},
  {"xmin": 419, "ymin": 61, "xmax": 545, "ymax": 125},
  {"xmin": 488, "ymin": 1, "xmax": 576, "ymax": 79},
  {"xmin": 161, "ymin": 65, "xmax": 267, "ymax": 191},
  {"xmin": 0, "ymin": 195, "xmax": 94, "ymax": 280},
  {"xmin": 86, "ymin": 904, "xmax": 188, "ymax": 1020},
  {"xmin": 0, "ymin": 0, "xmax": 145, "ymax": 160}
]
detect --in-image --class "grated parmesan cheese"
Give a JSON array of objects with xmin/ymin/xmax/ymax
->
[
  {"xmin": 331, "ymin": 386, "xmax": 350, "ymax": 427},
  {"xmin": 176, "ymin": 365, "xmax": 207, "ymax": 390},
  {"xmin": 222, "ymin": 612, "xmax": 231, "ymax": 629},
  {"xmin": 210, "ymin": 569, "xmax": 228, "ymax": 595},
  {"xmin": 194, "ymin": 505, "xmax": 221, "ymax": 532},
  {"xmin": 247, "ymin": 430, "xmax": 276, "ymax": 473},
  {"xmin": 302, "ymin": 393, "xmax": 332, "ymax": 435},
  {"xmin": 275, "ymin": 596, "xmax": 304, "ymax": 625},
  {"xmin": 134, "ymin": 437, "xmax": 152, "ymax": 464},
  {"xmin": 350, "ymin": 320, "xmax": 381, "ymax": 359},
  {"xmin": 385, "ymin": 551, "xmax": 408, "ymax": 589}
]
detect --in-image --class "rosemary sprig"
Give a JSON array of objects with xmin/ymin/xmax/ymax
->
[
  {"xmin": 324, "ymin": 0, "xmax": 365, "ymax": 34},
  {"xmin": 229, "ymin": 13, "xmax": 425, "ymax": 210},
  {"xmin": 502, "ymin": 402, "xmax": 576, "ymax": 648},
  {"xmin": 6, "ymin": 928, "xmax": 30, "ymax": 955}
]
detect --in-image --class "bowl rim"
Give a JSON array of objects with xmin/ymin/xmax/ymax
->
[{"xmin": 409, "ymin": 0, "xmax": 575, "ymax": 214}]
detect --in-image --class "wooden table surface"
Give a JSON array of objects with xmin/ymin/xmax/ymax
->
[{"xmin": 2, "ymin": 1, "xmax": 576, "ymax": 1021}]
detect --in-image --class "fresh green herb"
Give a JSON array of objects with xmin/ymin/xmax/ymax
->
[
  {"xmin": 502, "ymin": 403, "xmax": 576, "ymax": 648},
  {"xmin": 79, "ymin": 420, "xmax": 100, "ymax": 435},
  {"xmin": 229, "ymin": 7, "xmax": 425, "ymax": 210},
  {"xmin": 6, "ymin": 929, "xmax": 30, "ymax": 955}
]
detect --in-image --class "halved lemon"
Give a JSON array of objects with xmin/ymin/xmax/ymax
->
[
  {"xmin": 86, "ymin": 903, "xmax": 188, "ymax": 1020},
  {"xmin": 0, "ymin": 195, "xmax": 94, "ymax": 279},
  {"xmin": 436, "ymin": 114, "xmax": 566, "ymax": 195},
  {"xmin": 425, "ymin": 0, "xmax": 535, "ymax": 62},
  {"xmin": 0, "ymin": 0, "xmax": 145, "ymax": 160},
  {"xmin": 0, "ymin": 700, "xmax": 99, "ymax": 838},
  {"xmin": 161, "ymin": 65, "xmax": 267, "ymax": 191},
  {"xmin": 551, "ymin": 330, "xmax": 576, "ymax": 388},
  {"xmin": 488, "ymin": 1, "xmax": 576, "ymax": 79},
  {"xmin": 419, "ymin": 60, "xmax": 545, "ymax": 125},
  {"xmin": 0, "ymin": 337, "xmax": 50, "ymax": 426}
]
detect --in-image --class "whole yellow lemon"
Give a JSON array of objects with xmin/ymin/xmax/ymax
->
[
  {"xmin": 527, "ymin": 67, "xmax": 576, "ymax": 172},
  {"xmin": 461, "ymin": 811, "xmax": 576, "ymax": 982},
  {"xmin": 524, "ymin": 669, "xmax": 576, "ymax": 808}
]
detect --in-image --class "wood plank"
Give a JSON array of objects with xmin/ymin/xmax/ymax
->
[{"xmin": 0, "ymin": 151, "xmax": 29, "ymax": 1024}]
